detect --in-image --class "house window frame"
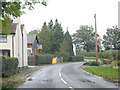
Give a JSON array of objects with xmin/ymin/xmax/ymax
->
[{"xmin": 0, "ymin": 34, "xmax": 7, "ymax": 43}]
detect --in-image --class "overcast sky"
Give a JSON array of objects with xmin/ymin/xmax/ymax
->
[{"xmin": 21, "ymin": 0, "xmax": 119, "ymax": 38}]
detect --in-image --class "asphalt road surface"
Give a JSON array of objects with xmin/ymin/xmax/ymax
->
[{"xmin": 18, "ymin": 62, "xmax": 118, "ymax": 89}]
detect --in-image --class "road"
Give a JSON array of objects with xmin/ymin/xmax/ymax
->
[{"xmin": 18, "ymin": 62, "xmax": 118, "ymax": 89}]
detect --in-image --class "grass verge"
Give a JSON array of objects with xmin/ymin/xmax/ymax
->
[
  {"xmin": 83, "ymin": 66, "xmax": 119, "ymax": 79},
  {"xmin": 2, "ymin": 66, "xmax": 42, "ymax": 88},
  {"xmin": 84, "ymin": 57, "xmax": 109, "ymax": 61}
]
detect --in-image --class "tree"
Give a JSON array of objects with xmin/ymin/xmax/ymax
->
[
  {"xmin": 65, "ymin": 30, "xmax": 74, "ymax": 56},
  {"xmin": 50, "ymin": 19, "xmax": 64, "ymax": 53},
  {"xmin": 72, "ymin": 25, "xmax": 101, "ymax": 52},
  {"xmin": 55, "ymin": 38, "xmax": 70, "ymax": 61},
  {"xmin": 28, "ymin": 30, "xmax": 39, "ymax": 36},
  {"xmin": 102, "ymin": 26, "xmax": 119, "ymax": 50},
  {"xmin": 1, "ymin": 0, "xmax": 46, "ymax": 34},
  {"xmin": 38, "ymin": 22, "xmax": 52, "ymax": 53}
]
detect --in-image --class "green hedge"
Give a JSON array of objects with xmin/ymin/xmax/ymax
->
[
  {"xmin": 2, "ymin": 56, "xmax": 18, "ymax": 77},
  {"xmin": 68, "ymin": 56, "xmax": 84, "ymax": 62},
  {"xmin": 83, "ymin": 61, "xmax": 100, "ymax": 66},
  {"xmin": 35, "ymin": 54, "xmax": 54, "ymax": 65},
  {"xmin": 77, "ymin": 50, "xmax": 119, "ymax": 60},
  {"xmin": 98, "ymin": 50, "xmax": 118, "ymax": 60}
]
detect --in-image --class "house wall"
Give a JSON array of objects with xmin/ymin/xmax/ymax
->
[
  {"xmin": 0, "ymin": 35, "xmax": 13, "ymax": 57},
  {"xmin": 22, "ymin": 26, "xmax": 28, "ymax": 67}
]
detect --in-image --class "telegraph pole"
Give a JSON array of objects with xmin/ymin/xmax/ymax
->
[{"xmin": 94, "ymin": 14, "xmax": 98, "ymax": 62}]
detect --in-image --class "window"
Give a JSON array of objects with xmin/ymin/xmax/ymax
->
[{"xmin": 0, "ymin": 34, "xmax": 7, "ymax": 43}]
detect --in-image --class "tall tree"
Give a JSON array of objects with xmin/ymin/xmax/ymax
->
[
  {"xmin": 102, "ymin": 26, "xmax": 119, "ymax": 50},
  {"xmin": 65, "ymin": 30, "xmax": 74, "ymax": 56},
  {"xmin": 50, "ymin": 19, "xmax": 64, "ymax": 53},
  {"xmin": 72, "ymin": 25, "xmax": 101, "ymax": 52},
  {"xmin": 38, "ymin": 22, "xmax": 52, "ymax": 53}
]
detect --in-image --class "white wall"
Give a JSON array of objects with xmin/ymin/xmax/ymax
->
[
  {"xmin": 23, "ymin": 27, "xmax": 28, "ymax": 67},
  {"xmin": 0, "ymin": 35, "xmax": 13, "ymax": 57}
]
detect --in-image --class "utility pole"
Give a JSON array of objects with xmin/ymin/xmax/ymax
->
[{"xmin": 94, "ymin": 14, "xmax": 98, "ymax": 62}]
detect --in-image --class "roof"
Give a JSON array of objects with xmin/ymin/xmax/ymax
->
[{"xmin": 27, "ymin": 34, "xmax": 39, "ymax": 44}]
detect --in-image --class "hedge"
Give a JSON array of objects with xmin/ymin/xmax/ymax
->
[
  {"xmin": 77, "ymin": 50, "xmax": 119, "ymax": 60},
  {"xmin": 68, "ymin": 56, "xmax": 84, "ymax": 62},
  {"xmin": 35, "ymin": 54, "xmax": 54, "ymax": 65},
  {"xmin": 2, "ymin": 56, "xmax": 18, "ymax": 77}
]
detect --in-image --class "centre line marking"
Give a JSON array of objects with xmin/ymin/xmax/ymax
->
[
  {"xmin": 61, "ymin": 78, "xmax": 67, "ymax": 84},
  {"xmin": 59, "ymin": 72, "xmax": 61, "ymax": 77},
  {"xmin": 69, "ymin": 86, "xmax": 73, "ymax": 88}
]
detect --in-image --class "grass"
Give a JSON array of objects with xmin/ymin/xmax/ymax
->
[
  {"xmin": 84, "ymin": 57, "xmax": 109, "ymax": 61},
  {"xmin": 84, "ymin": 57, "xmax": 96, "ymax": 59},
  {"xmin": 84, "ymin": 66, "xmax": 119, "ymax": 79}
]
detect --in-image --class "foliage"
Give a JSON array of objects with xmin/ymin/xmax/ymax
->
[
  {"xmin": 98, "ymin": 50, "xmax": 118, "ymax": 60},
  {"xmin": 65, "ymin": 30, "xmax": 74, "ymax": 56},
  {"xmin": 28, "ymin": 30, "xmax": 39, "ymax": 36},
  {"xmin": 31, "ymin": 19, "xmax": 64, "ymax": 54},
  {"xmin": 77, "ymin": 50, "xmax": 118, "ymax": 60},
  {"xmin": 72, "ymin": 25, "xmax": 101, "ymax": 52},
  {"xmin": 100, "ymin": 58, "xmax": 111, "ymax": 64},
  {"xmin": 38, "ymin": 22, "xmax": 52, "ymax": 53},
  {"xmin": 2, "ymin": 56, "xmax": 18, "ymax": 77},
  {"xmin": 68, "ymin": 56, "xmax": 84, "ymax": 62},
  {"xmin": 35, "ymin": 54, "xmax": 53, "ymax": 64},
  {"xmin": 83, "ymin": 61, "xmax": 99, "ymax": 66},
  {"xmin": 102, "ymin": 26, "xmax": 119, "ymax": 50},
  {"xmin": 1, "ymin": 1, "xmax": 46, "ymax": 35},
  {"xmin": 108, "ymin": 60, "xmax": 120, "ymax": 68},
  {"xmin": 84, "ymin": 66, "xmax": 118, "ymax": 79},
  {"xmin": 51, "ymin": 19, "xmax": 64, "ymax": 53},
  {"xmin": 55, "ymin": 38, "xmax": 70, "ymax": 61},
  {"xmin": 77, "ymin": 50, "xmax": 96, "ymax": 57}
]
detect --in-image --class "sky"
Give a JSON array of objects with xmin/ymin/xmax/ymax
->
[{"xmin": 21, "ymin": 0, "xmax": 119, "ymax": 38}]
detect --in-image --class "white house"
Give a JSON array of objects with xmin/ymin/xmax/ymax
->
[{"xmin": 0, "ymin": 18, "xmax": 28, "ymax": 68}]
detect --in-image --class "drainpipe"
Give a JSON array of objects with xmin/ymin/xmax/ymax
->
[
  {"xmin": 12, "ymin": 35, "xmax": 14, "ymax": 57},
  {"xmin": 22, "ymin": 33, "xmax": 24, "ymax": 68}
]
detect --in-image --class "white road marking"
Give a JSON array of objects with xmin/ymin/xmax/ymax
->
[
  {"xmin": 59, "ymin": 72, "xmax": 62, "ymax": 77},
  {"xmin": 69, "ymin": 86, "xmax": 73, "ymax": 88},
  {"xmin": 61, "ymin": 78, "xmax": 67, "ymax": 84}
]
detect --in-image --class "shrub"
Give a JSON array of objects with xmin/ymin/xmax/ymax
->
[
  {"xmin": 98, "ymin": 50, "xmax": 118, "ymax": 60},
  {"xmin": 83, "ymin": 61, "xmax": 99, "ymax": 66},
  {"xmin": 68, "ymin": 56, "xmax": 84, "ymax": 62},
  {"xmin": 83, "ymin": 62, "xmax": 91, "ymax": 65},
  {"xmin": 35, "ymin": 54, "xmax": 54, "ymax": 65},
  {"xmin": 55, "ymin": 51, "xmax": 70, "ymax": 62},
  {"xmin": 90, "ymin": 61, "xmax": 99, "ymax": 66},
  {"xmin": 2, "ymin": 56, "xmax": 18, "ymax": 77}
]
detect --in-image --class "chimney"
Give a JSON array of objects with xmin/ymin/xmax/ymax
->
[{"xmin": 21, "ymin": 24, "xmax": 24, "ymax": 33}]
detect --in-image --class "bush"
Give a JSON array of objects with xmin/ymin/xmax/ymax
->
[
  {"xmin": 2, "ymin": 56, "xmax": 18, "ymax": 77},
  {"xmin": 68, "ymin": 56, "xmax": 84, "ymax": 62},
  {"xmin": 83, "ymin": 61, "xmax": 99, "ymax": 66},
  {"xmin": 35, "ymin": 54, "xmax": 54, "ymax": 65},
  {"xmin": 55, "ymin": 51, "xmax": 70, "ymax": 62},
  {"xmin": 98, "ymin": 50, "xmax": 118, "ymax": 60},
  {"xmin": 90, "ymin": 61, "xmax": 99, "ymax": 66}
]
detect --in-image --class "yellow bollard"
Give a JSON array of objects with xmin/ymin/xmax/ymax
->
[{"xmin": 52, "ymin": 58, "xmax": 57, "ymax": 64}]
